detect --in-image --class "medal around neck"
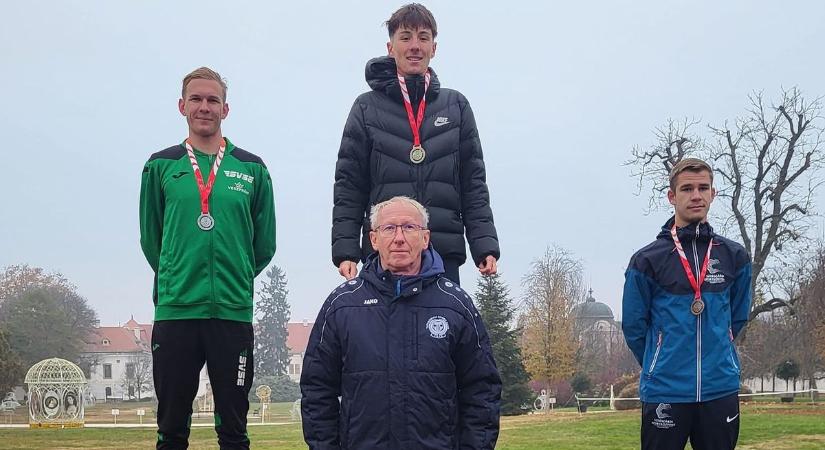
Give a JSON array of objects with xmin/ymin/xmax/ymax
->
[
  {"xmin": 690, "ymin": 297, "xmax": 705, "ymax": 315},
  {"xmin": 410, "ymin": 145, "xmax": 426, "ymax": 164},
  {"xmin": 185, "ymin": 139, "xmax": 225, "ymax": 233},
  {"xmin": 197, "ymin": 213, "xmax": 215, "ymax": 231}
]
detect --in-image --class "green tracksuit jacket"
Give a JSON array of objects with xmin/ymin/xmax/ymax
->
[{"xmin": 139, "ymin": 138, "xmax": 276, "ymax": 322}]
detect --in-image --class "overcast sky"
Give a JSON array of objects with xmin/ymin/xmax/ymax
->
[{"xmin": 2, "ymin": 1, "xmax": 825, "ymax": 326}]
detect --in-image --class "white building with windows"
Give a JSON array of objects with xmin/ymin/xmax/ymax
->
[
  {"xmin": 82, "ymin": 317, "xmax": 153, "ymax": 401},
  {"xmin": 82, "ymin": 317, "xmax": 209, "ymax": 402},
  {"xmin": 286, "ymin": 320, "xmax": 313, "ymax": 382}
]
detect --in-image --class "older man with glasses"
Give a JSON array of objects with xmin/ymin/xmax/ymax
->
[{"xmin": 301, "ymin": 196, "xmax": 501, "ymax": 450}]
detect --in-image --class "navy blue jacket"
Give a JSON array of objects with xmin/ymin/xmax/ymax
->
[
  {"xmin": 301, "ymin": 248, "xmax": 501, "ymax": 449},
  {"xmin": 622, "ymin": 217, "xmax": 752, "ymax": 403}
]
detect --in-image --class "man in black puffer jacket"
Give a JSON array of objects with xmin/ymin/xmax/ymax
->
[
  {"xmin": 332, "ymin": 3, "xmax": 500, "ymax": 284},
  {"xmin": 303, "ymin": 196, "xmax": 501, "ymax": 449}
]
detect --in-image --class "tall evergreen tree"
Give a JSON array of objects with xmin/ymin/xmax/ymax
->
[
  {"xmin": 254, "ymin": 265, "xmax": 291, "ymax": 377},
  {"xmin": 475, "ymin": 273, "xmax": 533, "ymax": 415}
]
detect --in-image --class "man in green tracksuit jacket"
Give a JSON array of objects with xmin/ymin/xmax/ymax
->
[{"xmin": 139, "ymin": 67, "xmax": 276, "ymax": 450}]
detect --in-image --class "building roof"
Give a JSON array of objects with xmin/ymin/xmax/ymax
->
[
  {"xmin": 287, "ymin": 321, "xmax": 314, "ymax": 354},
  {"xmin": 83, "ymin": 317, "xmax": 313, "ymax": 355},
  {"xmin": 83, "ymin": 317, "xmax": 152, "ymax": 354},
  {"xmin": 573, "ymin": 289, "xmax": 615, "ymax": 322}
]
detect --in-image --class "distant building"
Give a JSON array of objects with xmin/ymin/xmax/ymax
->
[
  {"xmin": 286, "ymin": 320, "xmax": 313, "ymax": 382},
  {"xmin": 81, "ymin": 317, "xmax": 208, "ymax": 402},
  {"xmin": 572, "ymin": 289, "xmax": 628, "ymax": 381},
  {"xmin": 573, "ymin": 289, "xmax": 621, "ymax": 341},
  {"xmin": 81, "ymin": 317, "xmax": 316, "ymax": 400}
]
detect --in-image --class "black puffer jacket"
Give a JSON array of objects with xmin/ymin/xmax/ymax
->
[{"xmin": 332, "ymin": 56, "xmax": 500, "ymax": 267}]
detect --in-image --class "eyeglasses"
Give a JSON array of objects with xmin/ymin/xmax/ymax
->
[{"xmin": 374, "ymin": 223, "xmax": 426, "ymax": 238}]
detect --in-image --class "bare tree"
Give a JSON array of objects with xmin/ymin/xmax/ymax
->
[
  {"xmin": 792, "ymin": 247, "xmax": 825, "ymax": 392},
  {"xmin": 519, "ymin": 246, "xmax": 584, "ymax": 389},
  {"xmin": 628, "ymin": 117, "xmax": 705, "ymax": 212},
  {"xmin": 120, "ymin": 353, "xmax": 153, "ymax": 401},
  {"xmin": 737, "ymin": 312, "xmax": 789, "ymax": 392},
  {"xmin": 627, "ymin": 88, "xmax": 825, "ymax": 322}
]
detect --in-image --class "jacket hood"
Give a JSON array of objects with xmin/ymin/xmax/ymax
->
[
  {"xmin": 362, "ymin": 244, "xmax": 445, "ymax": 296},
  {"xmin": 658, "ymin": 216, "xmax": 716, "ymax": 242},
  {"xmin": 365, "ymin": 56, "xmax": 441, "ymax": 103}
]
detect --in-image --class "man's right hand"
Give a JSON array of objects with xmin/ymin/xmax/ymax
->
[{"xmin": 338, "ymin": 261, "xmax": 358, "ymax": 280}]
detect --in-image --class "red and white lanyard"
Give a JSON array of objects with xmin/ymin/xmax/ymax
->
[
  {"xmin": 185, "ymin": 139, "xmax": 226, "ymax": 216},
  {"xmin": 397, "ymin": 71, "xmax": 431, "ymax": 148},
  {"xmin": 670, "ymin": 224, "xmax": 713, "ymax": 302}
]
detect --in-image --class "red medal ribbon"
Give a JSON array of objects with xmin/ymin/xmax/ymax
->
[
  {"xmin": 185, "ymin": 139, "xmax": 226, "ymax": 215},
  {"xmin": 397, "ymin": 71, "xmax": 431, "ymax": 147},
  {"xmin": 670, "ymin": 224, "xmax": 713, "ymax": 301}
]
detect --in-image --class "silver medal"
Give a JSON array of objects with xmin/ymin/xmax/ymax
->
[{"xmin": 197, "ymin": 213, "xmax": 215, "ymax": 231}]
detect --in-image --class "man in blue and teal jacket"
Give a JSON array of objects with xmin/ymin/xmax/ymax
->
[{"xmin": 622, "ymin": 158, "xmax": 751, "ymax": 450}]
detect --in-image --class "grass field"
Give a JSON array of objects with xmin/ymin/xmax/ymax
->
[{"xmin": 0, "ymin": 402, "xmax": 823, "ymax": 449}]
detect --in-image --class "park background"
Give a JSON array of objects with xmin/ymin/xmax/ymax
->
[{"xmin": 2, "ymin": 0, "xmax": 825, "ymax": 448}]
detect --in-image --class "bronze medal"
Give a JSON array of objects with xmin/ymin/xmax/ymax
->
[{"xmin": 690, "ymin": 297, "xmax": 705, "ymax": 315}]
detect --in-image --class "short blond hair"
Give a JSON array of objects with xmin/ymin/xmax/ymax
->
[
  {"xmin": 369, "ymin": 196, "xmax": 429, "ymax": 229},
  {"xmin": 181, "ymin": 67, "xmax": 227, "ymax": 101},
  {"xmin": 669, "ymin": 158, "xmax": 713, "ymax": 190}
]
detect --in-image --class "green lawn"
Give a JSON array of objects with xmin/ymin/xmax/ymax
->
[{"xmin": 0, "ymin": 403, "xmax": 823, "ymax": 449}]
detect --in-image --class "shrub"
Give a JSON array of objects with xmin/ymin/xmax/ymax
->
[
  {"xmin": 614, "ymin": 382, "xmax": 640, "ymax": 410},
  {"xmin": 611, "ymin": 373, "xmax": 640, "ymax": 396},
  {"xmin": 248, "ymin": 375, "xmax": 300, "ymax": 403}
]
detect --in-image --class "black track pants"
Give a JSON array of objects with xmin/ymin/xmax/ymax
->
[
  {"xmin": 641, "ymin": 393, "xmax": 740, "ymax": 450},
  {"xmin": 152, "ymin": 319, "xmax": 254, "ymax": 450}
]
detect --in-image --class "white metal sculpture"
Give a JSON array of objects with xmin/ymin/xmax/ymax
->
[
  {"xmin": 255, "ymin": 385, "xmax": 272, "ymax": 423},
  {"xmin": 24, "ymin": 358, "xmax": 87, "ymax": 428},
  {"xmin": 255, "ymin": 385, "xmax": 272, "ymax": 404},
  {"xmin": 197, "ymin": 383, "xmax": 214, "ymax": 413},
  {"xmin": 0, "ymin": 392, "xmax": 21, "ymax": 412},
  {"xmin": 533, "ymin": 389, "xmax": 556, "ymax": 412}
]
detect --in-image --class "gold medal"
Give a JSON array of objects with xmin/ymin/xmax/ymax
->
[
  {"xmin": 410, "ymin": 145, "xmax": 426, "ymax": 164},
  {"xmin": 690, "ymin": 298, "xmax": 705, "ymax": 315}
]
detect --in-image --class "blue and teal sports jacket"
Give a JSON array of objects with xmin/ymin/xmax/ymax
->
[{"xmin": 622, "ymin": 217, "xmax": 751, "ymax": 403}]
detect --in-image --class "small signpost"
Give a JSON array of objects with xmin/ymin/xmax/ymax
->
[
  {"xmin": 137, "ymin": 408, "xmax": 145, "ymax": 425},
  {"xmin": 111, "ymin": 408, "xmax": 119, "ymax": 424}
]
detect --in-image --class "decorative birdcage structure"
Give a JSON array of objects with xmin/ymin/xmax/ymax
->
[{"xmin": 24, "ymin": 358, "xmax": 87, "ymax": 428}]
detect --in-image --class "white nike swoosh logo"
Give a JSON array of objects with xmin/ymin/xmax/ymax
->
[
  {"xmin": 726, "ymin": 414, "xmax": 739, "ymax": 423},
  {"xmin": 434, "ymin": 118, "xmax": 450, "ymax": 127}
]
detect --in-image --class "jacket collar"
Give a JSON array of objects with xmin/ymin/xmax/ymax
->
[
  {"xmin": 658, "ymin": 216, "xmax": 716, "ymax": 243},
  {"xmin": 361, "ymin": 244, "xmax": 445, "ymax": 298},
  {"xmin": 365, "ymin": 56, "xmax": 441, "ymax": 104}
]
